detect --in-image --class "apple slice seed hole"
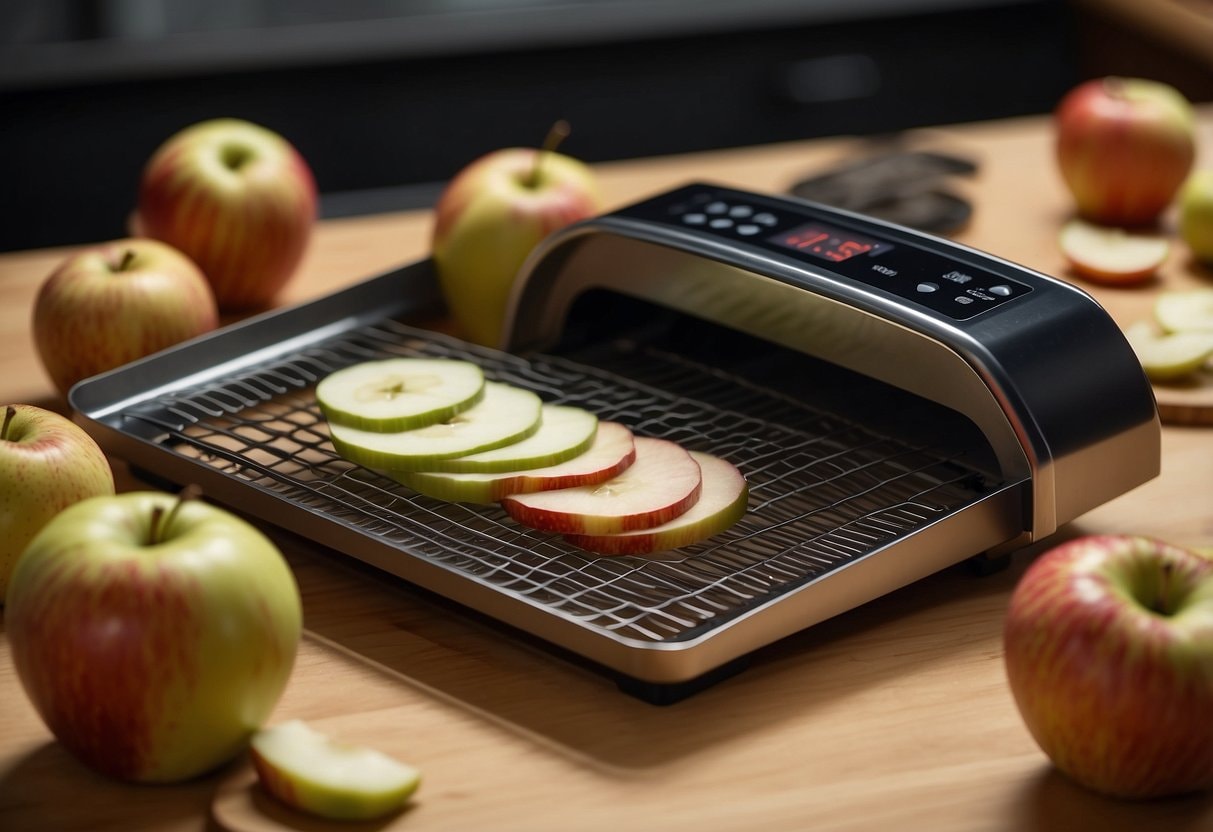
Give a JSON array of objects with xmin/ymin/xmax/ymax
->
[{"xmin": 221, "ymin": 144, "xmax": 254, "ymax": 171}]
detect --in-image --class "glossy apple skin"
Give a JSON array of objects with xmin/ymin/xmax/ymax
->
[
  {"xmin": 1180, "ymin": 170, "xmax": 1213, "ymax": 266},
  {"xmin": 137, "ymin": 119, "xmax": 317, "ymax": 311},
  {"xmin": 1055, "ymin": 77, "xmax": 1195, "ymax": 227},
  {"xmin": 0, "ymin": 405, "xmax": 114, "ymax": 603},
  {"xmin": 431, "ymin": 147, "xmax": 601, "ymax": 347},
  {"xmin": 6, "ymin": 492, "xmax": 302, "ymax": 783},
  {"xmin": 32, "ymin": 238, "xmax": 218, "ymax": 395},
  {"xmin": 1004, "ymin": 535, "xmax": 1213, "ymax": 799}
]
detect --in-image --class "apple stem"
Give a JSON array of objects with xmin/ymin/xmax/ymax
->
[
  {"xmin": 1, "ymin": 405, "xmax": 14, "ymax": 441},
  {"xmin": 1155, "ymin": 560, "xmax": 1176, "ymax": 616},
  {"xmin": 525, "ymin": 120, "xmax": 571, "ymax": 189},
  {"xmin": 148, "ymin": 484, "xmax": 202, "ymax": 545},
  {"xmin": 112, "ymin": 249, "xmax": 137, "ymax": 273}
]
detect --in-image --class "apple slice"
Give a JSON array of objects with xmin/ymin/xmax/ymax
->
[
  {"xmin": 317, "ymin": 357, "xmax": 484, "ymax": 431},
  {"xmin": 564, "ymin": 451, "xmax": 747, "ymax": 555},
  {"xmin": 392, "ymin": 421, "xmax": 636, "ymax": 503},
  {"xmin": 416, "ymin": 404, "xmax": 597, "ymax": 473},
  {"xmin": 250, "ymin": 720, "xmax": 420, "ymax": 821},
  {"xmin": 1124, "ymin": 320, "xmax": 1213, "ymax": 381},
  {"xmin": 329, "ymin": 381, "xmax": 542, "ymax": 470},
  {"xmin": 1154, "ymin": 288, "xmax": 1213, "ymax": 333},
  {"xmin": 1059, "ymin": 218, "xmax": 1169, "ymax": 285},
  {"xmin": 501, "ymin": 435, "xmax": 702, "ymax": 535}
]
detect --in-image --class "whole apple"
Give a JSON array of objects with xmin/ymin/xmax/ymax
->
[
  {"xmin": 1180, "ymin": 169, "xmax": 1213, "ymax": 266},
  {"xmin": 0, "ymin": 404, "xmax": 114, "ymax": 603},
  {"xmin": 137, "ymin": 118, "xmax": 317, "ymax": 311},
  {"xmin": 1004, "ymin": 535, "xmax": 1213, "ymax": 799},
  {"xmin": 1055, "ymin": 77, "xmax": 1196, "ymax": 226},
  {"xmin": 6, "ymin": 489, "xmax": 303, "ymax": 783},
  {"xmin": 32, "ymin": 238, "xmax": 219, "ymax": 395},
  {"xmin": 431, "ymin": 126, "xmax": 602, "ymax": 347}
]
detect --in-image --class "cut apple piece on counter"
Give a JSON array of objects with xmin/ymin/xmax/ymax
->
[
  {"xmin": 1124, "ymin": 320, "xmax": 1213, "ymax": 381},
  {"xmin": 1059, "ymin": 218, "xmax": 1169, "ymax": 285},
  {"xmin": 417, "ymin": 404, "xmax": 597, "ymax": 473},
  {"xmin": 392, "ymin": 421, "xmax": 636, "ymax": 503},
  {"xmin": 565, "ymin": 451, "xmax": 747, "ymax": 555},
  {"xmin": 329, "ymin": 381, "xmax": 542, "ymax": 470},
  {"xmin": 250, "ymin": 720, "xmax": 420, "ymax": 821},
  {"xmin": 1154, "ymin": 288, "xmax": 1213, "ymax": 333},
  {"xmin": 501, "ymin": 435, "xmax": 702, "ymax": 534},
  {"xmin": 317, "ymin": 357, "xmax": 484, "ymax": 431}
]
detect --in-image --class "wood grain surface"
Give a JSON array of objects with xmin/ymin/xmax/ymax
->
[{"xmin": 1, "ymin": 112, "xmax": 1211, "ymax": 832}]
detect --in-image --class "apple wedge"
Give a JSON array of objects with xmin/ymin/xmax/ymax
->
[
  {"xmin": 392, "ymin": 421, "xmax": 636, "ymax": 503},
  {"xmin": 317, "ymin": 357, "xmax": 484, "ymax": 431},
  {"xmin": 1124, "ymin": 320, "xmax": 1213, "ymax": 381},
  {"xmin": 415, "ymin": 404, "xmax": 597, "ymax": 473},
  {"xmin": 250, "ymin": 720, "xmax": 420, "ymax": 821},
  {"xmin": 1059, "ymin": 218, "xmax": 1169, "ymax": 285},
  {"xmin": 564, "ymin": 451, "xmax": 747, "ymax": 555},
  {"xmin": 501, "ymin": 435, "xmax": 702, "ymax": 535},
  {"xmin": 1154, "ymin": 288, "xmax": 1213, "ymax": 333},
  {"xmin": 329, "ymin": 381, "xmax": 542, "ymax": 470}
]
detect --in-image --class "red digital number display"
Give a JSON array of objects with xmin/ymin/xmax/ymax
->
[{"xmin": 771, "ymin": 223, "xmax": 889, "ymax": 263}]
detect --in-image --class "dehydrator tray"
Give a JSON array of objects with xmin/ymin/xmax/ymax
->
[{"xmin": 71, "ymin": 260, "xmax": 1023, "ymax": 697}]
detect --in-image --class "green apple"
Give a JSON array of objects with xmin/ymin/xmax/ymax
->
[
  {"xmin": 564, "ymin": 451, "xmax": 747, "ymax": 555},
  {"xmin": 431, "ymin": 124, "xmax": 602, "ymax": 347},
  {"xmin": 1004, "ymin": 535, "xmax": 1213, "ymax": 798},
  {"xmin": 250, "ymin": 720, "xmax": 421, "ymax": 821},
  {"xmin": 0, "ymin": 405, "xmax": 114, "ymax": 603},
  {"xmin": 328, "ymin": 381, "xmax": 542, "ymax": 470},
  {"xmin": 32, "ymin": 238, "xmax": 219, "ymax": 395},
  {"xmin": 6, "ymin": 489, "xmax": 302, "ymax": 783},
  {"xmin": 394, "ymin": 420, "xmax": 635, "ymax": 503},
  {"xmin": 501, "ymin": 436, "xmax": 702, "ymax": 535},
  {"xmin": 136, "ymin": 118, "xmax": 317, "ymax": 311},
  {"xmin": 1180, "ymin": 170, "xmax": 1213, "ymax": 266},
  {"xmin": 1124, "ymin": 321, "xmax": 1213, "ymax": 381},
  {"xmin": 316, "ymin": 358, "xmax": 485, "ymax": 432}
]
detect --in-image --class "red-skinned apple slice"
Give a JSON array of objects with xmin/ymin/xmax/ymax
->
[
  {"xmin": 501, "ymin": 436, "xmax": 702, "ymax": 535},
  {"xmin": 1059, "ymin": 218, "xmax": 1169, "ymax": 285},
  {"xmin": 563, "ymin": 451, "xmax": 747, "ymax": 555},
  {"xmin": 391, "ymin": 421, "xmax": 635, "ymax": 503}
]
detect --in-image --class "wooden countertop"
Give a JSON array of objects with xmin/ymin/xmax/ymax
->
[{"xmin": 2, "ymin": 113, "xmax": 1212, "ymax": 832}]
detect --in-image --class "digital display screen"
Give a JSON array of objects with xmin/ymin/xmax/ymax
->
[{"xmin": 770, "ymin": 222, "xmax": 891, "ymax": 263}]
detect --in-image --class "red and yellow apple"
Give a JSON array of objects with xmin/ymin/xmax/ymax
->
[
  {"xmin": 431, "ymin": 125, "xmax": 602, "ymax": 347},
  {"xmin": 32, "ymin": 238, "xmax": 219, "ymax": 395},
  {"xmin": 6, "ymin": 489, "xmax": 302, "ymax": 783},
  {"xmin": 136, "ymin": 118, "xmax": 317, "ymax": 311},
  {"xmin": 1055, "ymin": 77, "xmax": 1196, "ymax": 227},
  {"xmin": 0, "ymin": 405, "xmax": 114, "ymax": 603},
  {"xmin": 1004, "ymin": 535, "xmax": 1213, "ymax": 798}
]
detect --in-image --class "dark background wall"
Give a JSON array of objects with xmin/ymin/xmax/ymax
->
[{"xmin": 0, "ymin": 0, "xmax": 1102, "ymax": 253}]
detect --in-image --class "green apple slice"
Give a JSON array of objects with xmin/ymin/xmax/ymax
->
[
  {"xmin": 564, "ymin": 451, "xmax": 748, "ymax": 555},
  {"xmin": 392, "ymin": 421, "xmax": 636, "ymax": 503},
  {"xmin": 329, "ymin": 381, "xmax": 542, "ymax": 470},
  {"xmin": 250, "ymin": 720, "xmax": 420, "ymax": 821},
  {"xmin": 316, "ymin": 358, "xmax": 485, "ymax": 431},
  {"xmin": 1124, "ymin": 320, "xmax": 1213, "ymax": 381},
  {"xmin": 501, "ymin": 436, "xmax": 702, "ymax": 535},
  {"xmin": 1154, "ymin": 288, "xmax": 1213, "ymax": 333},
  {"xmin": 414, "ymin": 404, "xmax": 597, "ymax": 473}
]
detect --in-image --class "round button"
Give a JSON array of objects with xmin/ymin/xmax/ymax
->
[
  {"xmin": 709, "ymin": 218, "xmax": 734, "ymax": 229},
  {"xmin": 989, "ymin": 285, "xmax": 1012, "ymax": 296},
  {"xmin": 683, "ymin": 213, "xmax": 707, "ymax": 225},
  {"xmin": 705, "ymin": 201, "xmax": 729, "ymax": 215},
  {"xmin": 729, "ymin": 205, "xmax": 754, "ymax": 218},
  {"xmin": 753, "ymin": 212, "xmax": 778, "ymax": 226},
  {"xmin": 916, "ymin": 282, "xmax": 940, "ymax": 293},
  {"xmin": 736, "ymin": 224, "xmax": 760, "ymax": 236}
]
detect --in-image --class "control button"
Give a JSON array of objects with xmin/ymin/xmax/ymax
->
[
  {"xmin": 955, "ymin": 296, "xmax": 974, "ymax": 305},
  {"xmin": 705, "ymin": 201, "xmax": 729, "ymax": 214},
  {"xmin": 989, "ymin": 284, "xmax": 1013, "ymax": 296},
  {"xmin": 709, "ymin": 218, "xmax": 734, "ymax": 229},
  {"xmin": 916, "ymin": 282, "xmax": 939, "ymax": 293},
  {"xmin": 736, "ymin": 223, "xmax": 760, "ymax": 236},
  {"xmin": 753, "ymin": 212, "xmax": 778, "ymax": 226},
  {"xmin": 729, "ymin": 205, "xmax": 754, "ymax": 218},
  {"xmin": 683, "ymin": 213, "xmax": 707, "ymax": 225}
]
